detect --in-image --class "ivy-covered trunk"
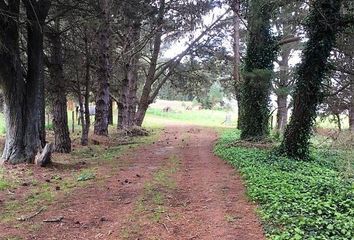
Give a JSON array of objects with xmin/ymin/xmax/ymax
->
[
  {"xmin": 94, "ymin": 0, "xmax": 111, "ymax": 136},
  {"xmin": 240, "ymin": 0, "xmax": 277, "ymax": 140},
  {"xmin": 279, "ymin": 0, "xmax": 342, "ymax": 159}
]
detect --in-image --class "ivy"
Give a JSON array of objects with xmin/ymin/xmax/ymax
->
[
  {"xmin": 278, "ymin": 0, "xmax": 343, "ymax": 160},
  {"xmin": 240, "ymin": 0, "xmax": 279, "ymax": 141},
  {"xmin": 215, "ymin": 130, "xmax": 354, "ymax": 240}
]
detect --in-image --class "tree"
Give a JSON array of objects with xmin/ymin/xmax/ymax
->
[
  {"xmin": 273, "ymin": 2, "xmax": 304, "ymax": 133},
  {"xmin": 230, "ymin": 0, "xmax": 243, "ymax": 129},
  {"xmin": 279, "ymin": 0, "xmax": 344, "ymax": 159},
  {"xmin": 45, "ymin": 15, "xmax": 72, "ymax": 153},
  {"xmin": 239, "ymin": 0, "xmax": 278, "ymax": 140},
  {"xmin": 94, "ymin": 0, "xmax": 112, "ymax": 136},
  {"xmin": 0, "ymin": 0, "xmax": 51, "ymax": 164}
]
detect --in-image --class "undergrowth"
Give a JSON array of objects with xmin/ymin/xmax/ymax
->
[{"xmin": 215, "ymin": 130, "xmax": 354, "ymax": 240}]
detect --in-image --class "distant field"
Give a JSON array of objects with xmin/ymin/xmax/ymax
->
[{"xmin": 0, "ymin": 100, "xmax": 350, "ymax": 136}]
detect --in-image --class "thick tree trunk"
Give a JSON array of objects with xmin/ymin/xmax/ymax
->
[
  {"xmin": 279, "ymin": 0, "xmax": 342, "ymax": 159},
  {"xmin": 276, "ymin": 94, "xmax": 288, "ymax": 132},
  {"xmin": 240, "ymin": 0, "xmax": 276, "ymax": 140},
  {"xmin": 0, "ymin": 0, "xmax": 50, "ymax": 164},
  {"xmin": 46, "ymin": 18, "xmax": 71, "ymax": 153},
  {"xmin": 25, "ymin": 0, "xmax": 50, "ymax": 148},
  {"xmin": 349, "ymin": 76, "xmax": 354, "ymax": 132},
  {"xmin": 94, "ymin": 0, "xmax": 111, "ymax": 136}
]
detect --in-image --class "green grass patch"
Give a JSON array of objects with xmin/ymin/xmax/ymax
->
[
  {"xmin": 215, "ymin": 130, "xmax": 354, "ymax": 240},
  {"xmin": 0, "ymin": 167, "xmax": 12, "ymax": 190},
  {"xmin": 145, "ymin": 108, "xmax": 236, "ymax": 128}
]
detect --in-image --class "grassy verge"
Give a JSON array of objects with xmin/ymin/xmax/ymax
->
[{"xmin": 215, "ymin": 130, "xmax": 354, "ymax": 240}]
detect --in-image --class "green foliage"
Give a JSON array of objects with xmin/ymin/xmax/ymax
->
[
  {"xmin": 215, "ymin": 130, "xmax": 354, "ymax": 240},
  {"xmin": 206, "ymin": 82, "xmax": 224, "ymax": 109},
  {"xmin": 240, "ymin": 0, "xmax": 279, "ymax": 140},
  {"xmin": 278, "ymin": 0, "xmax": 343, "ymax": 160}
]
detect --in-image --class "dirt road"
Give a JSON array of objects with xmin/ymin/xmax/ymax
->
[{"xmin": 2, "ymin": 125, "xmax": 265, "ymax": 240}]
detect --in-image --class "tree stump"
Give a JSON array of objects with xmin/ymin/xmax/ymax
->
[{"xmin": 35, "ymin": 143, "xmax": 54, "ymax": 167}]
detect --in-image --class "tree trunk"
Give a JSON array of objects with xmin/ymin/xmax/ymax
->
[
  {"xmin": 279, "ymin": 0, "xmax": 342, "ymax": 159},
  {"xmin": 0, "ymin": 0, "xmax": 49, "ymax": 164},
  {"xmin": 335, "ymin": 113, "xmax": 342, "ymax": 132},
  {"xmin": 108, "ymin": 97, "xmax": 113, "ymax": 125},
  {"xmin": 231, "ymin": 0, "xmax": 242, "ymax": 130},
  {"xmin": 46, "ymin": 18, "xmax": 71, "ymax": 153},
  {"xmin": 25, "ymin": 0, "xmax": 50, "ymax": 148},
  {"xmin": 135, "ymin": 0, "xmax": 165, "ymax": 127},
  {"xmin": 117, "ymin": 101, "xmax": 124, "ymax": 129},
  {"xmin": 119, "ymin": 21, "xmax": 141, "ymax": 129},
  {"xmin": 276, "ymin": 94, "xmax": 288, "ymax": 132},
  {"xmin": 79, "ymin": 29, "xmax": 92, "ymax": 146},
  {"xmin": 275, "ymin": 42, "xmax": 292, "ymax": 133},
  {"xmin": 94, "ymin": 0, "xmax": 111, "ymax": 136},
  {"xmin": 349, "ymin": 76, "xmax": 354, "ymax": 132},
  {"xmin": 240, "ymin": 0, "xmax": 277, "ymax": 140}
]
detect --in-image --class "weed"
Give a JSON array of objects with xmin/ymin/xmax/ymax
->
[{"xmin": 77, "ymin": 169, "xmax": 96, "ymax": 181}]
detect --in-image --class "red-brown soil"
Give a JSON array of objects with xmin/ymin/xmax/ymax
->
[{"xmin": 0, "ymin": 125, "xmax": 265, "ymax": 240}]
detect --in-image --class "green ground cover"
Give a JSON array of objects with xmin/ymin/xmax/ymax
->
[{"xmin": 215, "ymin": 130, "xmax": 354, "ymax": 240}]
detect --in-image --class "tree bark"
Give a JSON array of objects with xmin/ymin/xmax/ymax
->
[
  {"xmin": 81, "ymin": 33, "xmax": 91, "ymax": 146},
  {"xmin": 349, "ymin": 75, "xmax": 354, "ymax": 132},
  {"xmin": 135, "ymin": 0, "xmax": 165, "ymax": 127},
  {"xmin": 108, "ymin": 97, "xmax": 113, "ymax": 125},
  {"xmin": 231, "ymin": 0, "xmax": 242, "ymax": 130},
  {"xmin": 46, "ymin": 18, "xmax": 71, "ymax": 153},
  {"xmin": 0, "ymin": 0, "xmax": 50, "ymax": 164},
  {"xmin": 25, "ymin": 0, "xmax": 50, "ymax": 148},
  {"xmin": 275, "ymin": 46, "xmax": 292, "ymax": 132},
  {"xmin": 276, "ymin": 94, "xmax": 288, "ymax": 132},
  {"xmin": 94, "ymin": 0, "xmax": 111, "ymax": 136},
  {"xmin": 119, "ymin": 21, "xmax": 141, "ymax": 129},
  {"xmin": 279, "ymin": 0, "xmax": 342, "ymax": 159}
]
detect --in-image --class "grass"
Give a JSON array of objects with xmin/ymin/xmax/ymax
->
[
  {"xmin": 145, "ymin": 108, "xmax": 237, "ymax": 128},
  {"xmin": 122, "ymin": 155, "xmax": 180, "ymax": 239},
  {"xmin": 215, "ymin": 130, "xmax": 354, "ymax": 240},
  {"xmin": 0, "ymin": 167, "xmax": 12, "ymax": 190}
]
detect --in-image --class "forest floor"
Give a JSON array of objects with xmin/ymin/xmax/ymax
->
[{"xmin": 0, "ymin": 124, "xmax": 265, "ymax": 240}]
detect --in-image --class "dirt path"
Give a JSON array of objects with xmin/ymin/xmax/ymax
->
[{"xmin": 2, "ymin": 125, "xmax": 265, "ymax": 240}]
